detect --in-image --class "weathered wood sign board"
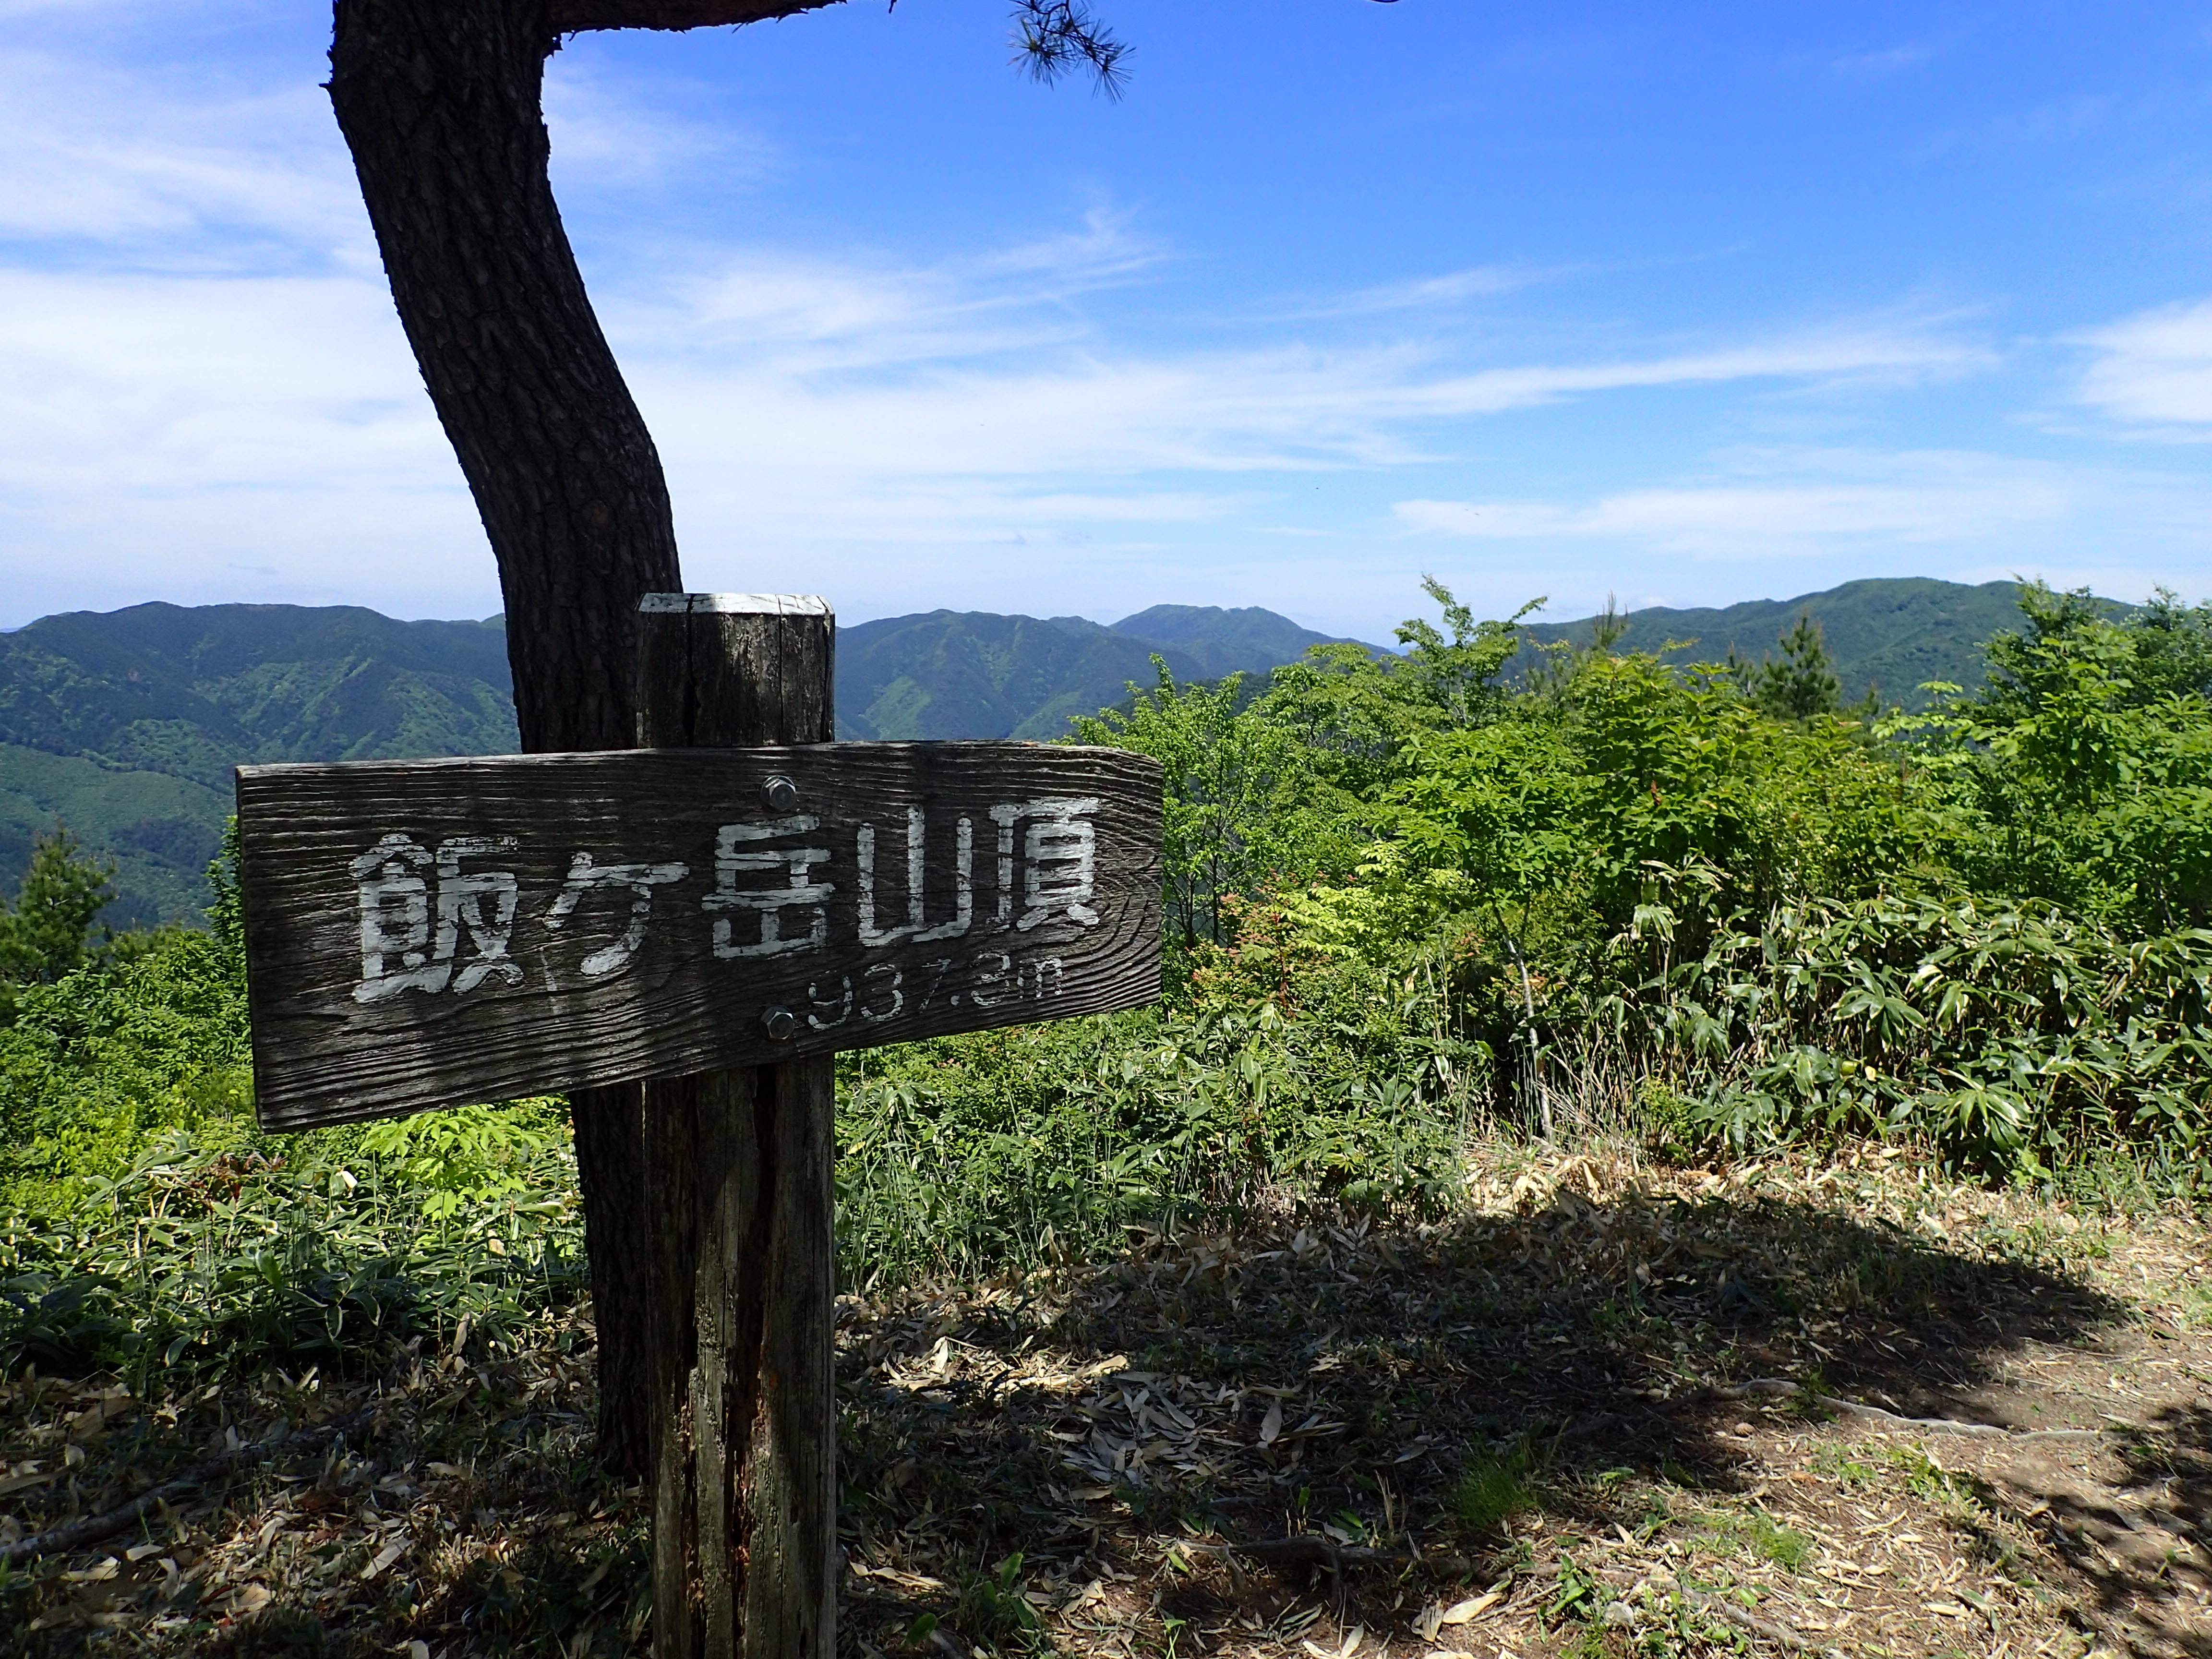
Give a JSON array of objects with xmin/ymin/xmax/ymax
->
[{"xmin": 237, "ymin": 741, "xmax": 1163, "ymax": 1130}]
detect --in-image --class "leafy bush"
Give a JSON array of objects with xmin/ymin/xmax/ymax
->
[
  {"xmin": 0, "ymin": 825, "xmax": 119, "ymax": 998},
  {"xmin": 0, "ymin": 926, "xmax": 253, "ymax": 1212},
  {"xmin": 8, "ymin": 573, "xmax": 2212, "ymax": 1372},
  {"xmin": 1105, "ymin": 576, "xmax": 2212, "ymax": 1180},
  {"xmin": 357, "ymin": 1098, "xmax": 567, "ymax": 1219}
]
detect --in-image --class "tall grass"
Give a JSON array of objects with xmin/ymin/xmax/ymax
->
[
  {"xmin": 0, "ymin": 1109, "xmax": 585, "ymax": 1386},
  {"xmin": 836, "ymin": 965, "xmax": 1477, "ymax": 1287}
]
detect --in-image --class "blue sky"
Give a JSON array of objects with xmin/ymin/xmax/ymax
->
[{"xmin": 3, "ymin": 1, "xmax": 2211, "ymax": 642}]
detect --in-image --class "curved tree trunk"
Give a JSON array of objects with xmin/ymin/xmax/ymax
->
[{"xmin": 328, "ymin": 0, "xmax": 680, "ymax": 1477}]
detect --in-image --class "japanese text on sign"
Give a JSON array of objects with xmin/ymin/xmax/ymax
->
[{"xmin": 345, "ymin": 799, "xmax": 1101, "ymax": 1003}]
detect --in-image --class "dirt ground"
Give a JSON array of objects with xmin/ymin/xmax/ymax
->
[{"xmin": 5, "ymin": 1142, "xmax": 2210, "ymax": 1658}]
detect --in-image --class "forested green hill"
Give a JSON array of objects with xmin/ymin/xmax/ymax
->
[
  {"xmin": 0, "ymin": 604, "xmax": 519, "ymax": 927},
  {"xmin": 833, "ymin": 604, "xmax": 1353, "ymax": 739},
  {"xmin": 0, "ymin": 579, "xmax": 2112, "ymax": 926},
  {"xmin": 1518, "ymin": 577, "xmax": 2041, "ymax": 704},
  {"xmin": 0, "ymin": 599, "xmax": 1351, "ymax": 923}
]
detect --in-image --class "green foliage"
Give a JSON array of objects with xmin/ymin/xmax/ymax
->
[
  {"xmin": 1511, "ymin": 575, "xmax": 2037, "ymax": 710},
  {"xmin": 1448, "ymin": 1443, "xmax": 1537, "ymax": 1533},
  {"xmin": 1741, "ymin": 610, "xmax": 1843, "ymax": 721},
  {"xmin": 1891, "ymin": 583, "xmax": 2212, "ymax": 930},
  {"xmin": 836, "ymin": 962, "xmax": 1474, "ymax": 1286},
  {"xmin": 0, "ymin": 925, "xmax": 252, "ymax": 1210},
  {"xmin": 1541, "ymin": 1555, "xmax": 1601, "ymax": 1627},
  {"xmin": 1070, "ymin": 660, "xmax": 1351, "ymax": 946},
  {"xmin": 358, "ymin": 1099, "xmax": 566, "ymax": 1220},
  {"xmin": 0, "ymin": 1127, "xmax": 583, "ymax": 1385},
  {"xmin": 9, "ymin": 573, "xmax": 2212, "ymax": 1385},
  {"xmin": 1259, "ymin": 576, "xmax": 1534, "ymax": 799},
  {"xmin": 1884, "ymin": 1443, "xmax": 1984, "ymax": 1509},
  {"xmin": 1701, "ymin": 1508, "xmax": 1812, "ymax": 1572},
  {"xmin": 955, "ymin": 1551, "xmax": 1048, "ymax": 1655},
  {"xmin": 1391, "ymin": 649, "xmax": 1926, "ymax": 941},
  {"xmin": 0, "ymin": 826, "xmax": 115, "ymax": 994},
  {"xmin": 1040, "ymin": 576, "xmax": 2212, "ymax": 1181},
  {"xmin": 0, "ymin": 826, "xmax": 257, "ymax": 1210},
  {"xmin": 1642, "ymin": 896, "xmax": 2212, "ymax": 1174}
]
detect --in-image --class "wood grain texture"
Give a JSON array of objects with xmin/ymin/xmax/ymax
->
[
  {"xmin": 634, "ymin": 595, "xmax": 833, "ymax": 749},
  {"xmin": 236, "ymin": 741, "xmax": 1162, "ymax": 1131},
  {"xmin": 636, "ymin": 597, "xmax": 837, "ymax": 1659},
  {"xmin": 642, "ymin": 1062, "xmax": 837, "ymax": 1659}
]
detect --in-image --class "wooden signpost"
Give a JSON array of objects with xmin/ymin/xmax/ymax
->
[{"xmin": 234, "ymin": 593, "xmax": 1165, "ymax": 1659}]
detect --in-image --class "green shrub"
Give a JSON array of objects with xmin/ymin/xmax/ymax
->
[
  {"xmin": 358, "ymin": 1098, "xmax": 567, "ymax": 1220},
  {"xmin": 836, "ymin": 964, "xmax": 1475, "ymax": 1287},
  {"xmin": 0, "ymin": 926, "xmax": 252, "ymax": 1213}
]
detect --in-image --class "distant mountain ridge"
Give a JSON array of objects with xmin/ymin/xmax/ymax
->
[
  {"xmin": 1517, "ymin": 577, "xmax": 2037, "ymax": 706},
  {"xmin": 0, "ymin": 604, "xmax": 519, "ymax": 928},
  {"xmin": 0, "ymin": 579, "xmax": 2071, "ymax": 928},
  {"xmin": 0, "ymin": 599, "xmax": 1355, "ymax": 926},
  {"xmin": 837, "ymin": 604, "xmax": 1350, "ymax": 740}
]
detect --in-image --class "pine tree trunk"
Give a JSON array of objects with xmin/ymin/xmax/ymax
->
[{"xmin": 327, "ymin": 0, "xmax": 680, "ymax": 1478}]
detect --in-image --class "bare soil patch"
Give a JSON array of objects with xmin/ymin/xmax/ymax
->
[{"xmin": 5, "ymin": 1145, "xmax": 2209, "ymax": 1657}]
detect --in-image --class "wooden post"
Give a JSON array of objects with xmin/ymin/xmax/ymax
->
[
  {"xmin": 635, "ymin": 593, "xmax": 838, "ymax": 1659},
  {"xmin": 233, "ymin": 595, "xmax": 1160, "ymax": 1659}
]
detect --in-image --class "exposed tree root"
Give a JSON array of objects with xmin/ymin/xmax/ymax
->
[
  {"xmin": 0, "ymin": 1405, "xmax": 380, "ymax": 1566},
  {"xmin": 1722, "ymin": 1378, "xmax": 2109, "ymax": 1442}
]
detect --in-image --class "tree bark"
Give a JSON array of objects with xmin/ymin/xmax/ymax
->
[
  {"xmin": 329, "ymin": 0, "xmax": 682, "ymax": 754},
  {"xmin": 328, "ymin": 0, "xmax": 683, "ymax": 1477},
  {"xmin": 325, "ymin": 0, "xmax": 856, "ymax": 1483},
  {"xmin": 553, "ymin": 0, "xmax": 841, "ymax": 28}
]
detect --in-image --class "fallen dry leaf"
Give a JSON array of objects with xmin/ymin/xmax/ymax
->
[{"xmin": 1437, "ymin": 1588, "xmax": 1503, "ymax": 1625}]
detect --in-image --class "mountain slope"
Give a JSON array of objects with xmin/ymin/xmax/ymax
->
[
  {"xmin": 0, "ymin": 579, "xmax": 2081, "ymax": 927},
  {"xmin": 834, "ymin": 605, "xmax": 1355, "ymax": 741},
  {"xmin": 1516, "ymin": 577, "xmax": 2039, "ymax": 704},
  {"xmin": 0, "ymin": 604, "xmax": 519, "ymax": 928},
  {"xmin": 833, "ymin": 612, "xmax": 1208, "ymax": 741},
  {"xmin": 0, "ymin": 599, "xmax": 1350, "ymax": 924},
  {"xmin": 1109, "ymin": 605, "xmax": 1348, "ymax": 679}
]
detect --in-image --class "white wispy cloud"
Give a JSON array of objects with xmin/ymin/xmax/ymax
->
[
  {"xmin": 541, "ymin": 65, "xmax": 773, "ymax": 191},
  {"xmin": 1287, "ymin": 263, "xmax": 1559, "ymax": 317},
  {"xmin": 0, "ymin": 47, "xmax": 364, "ymax": 263},
  {"xmin": 5, "ymin": 19, "xmax": 2189, "ymax": 636},
  {"xmin": 2071, "ymin": 299, "xmax": 2212, "ymax": 428},
  {"xmin": 623, "ymin": 271, "xmax": 1985, "ymax": 490},
  {"xmin": 0, "ymin": 180, "xmax": 2003, "ymax": 627},
  {"xmin": 1394, "ymin": 449, "xmax": 2079, "ymax": 558}
]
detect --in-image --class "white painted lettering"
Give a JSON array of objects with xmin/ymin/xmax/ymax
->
[
  {"xmin": 806, "ymin": 974, "xmax": 854, "ymax": 1031},
  {"xmin": 860, "ymin": 962, "xmax": 904, "ymax": 1021},
  {"xmin": 970, "ymin": 949, "xmax": 1012, "ymax": 1009},
  {"xmin": 859, "ymin": 809, "xmax": 974, "ymax": 946},
  {"xmin": 703, "ymin": 817, "xmax": 834, "ymax": 959},
  {"xmin": 988, "ymin": 798, "xmax": 1102, "ymax": 932},
  {"xmin": 349, "ymin": 834, "xmax": 523, "ymax": 1002},
  {"xmin": 542, "ymin": 852, "xmax": 689, "ymax": 978}
]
